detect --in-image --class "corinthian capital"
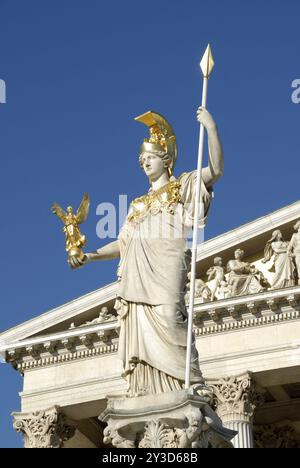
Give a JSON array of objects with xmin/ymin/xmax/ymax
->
[
  {"xmin": 12, "ymin": 405, "xmax": 76, "ymax": 448},
  {"xmin": 207, "ymin": 373, "xmax": 264, "ymax": 423}
]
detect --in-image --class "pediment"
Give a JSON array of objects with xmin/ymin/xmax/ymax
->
[
  {"xmin": 1, "ymin": 200, "xmax": 300, "ymax": 350},
  {"xmin": 0, "ymin": 282, "xmax": 119, "ymax": 349},
  {"xmin": 197, "ymin": 200, "xmax": 300, "ymax": 276}
]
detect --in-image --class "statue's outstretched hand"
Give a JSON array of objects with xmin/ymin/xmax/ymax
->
[
  {"xmin": 196, "ymin": 107, "xmax": 216, "ymax": 129},
  {"xmin": 68, "ymin": 253, "xmax": 91, "ymax": 270}
]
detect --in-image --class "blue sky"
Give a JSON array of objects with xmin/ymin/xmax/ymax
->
[{"xmin": 0, "ymin": 0, "xmax": 299, "ymax": 447}]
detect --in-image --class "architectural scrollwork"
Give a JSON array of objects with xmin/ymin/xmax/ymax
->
[
  {"xmin": 207, "ymin": 373, "xmax": 264, "ymax": 423},
  {"xmin": 103, "ymin": 417, "xmax": 204, "ymax": 449},
  {"xmin": 12, "ymin": 406, "xmax": 76, "ymax": 448},
  {"xmin": 138, "ymin": 421, "xmax": 177, "ymax": 448},
  {"xmin": 103, "ymin": 426, "xmax": 135, "ymax": 448}
]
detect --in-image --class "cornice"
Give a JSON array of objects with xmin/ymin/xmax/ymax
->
[{"xmin": 3, "ymin": 286, "xmax": 300, "ymax": 373}]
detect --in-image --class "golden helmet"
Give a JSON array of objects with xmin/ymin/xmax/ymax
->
[{"xmin": 135, "ymin": 111, "xmax": 177, "ymax": 174}]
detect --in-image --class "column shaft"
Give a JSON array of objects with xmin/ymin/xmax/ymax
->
[{"xmin": 225, "ymin": 420, "xmax": 254, "ymax": 448}]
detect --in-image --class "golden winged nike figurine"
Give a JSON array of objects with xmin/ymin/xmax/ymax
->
[{"xmin": 51, "ymin": 193, "xmax": 90, "ymax": 264}]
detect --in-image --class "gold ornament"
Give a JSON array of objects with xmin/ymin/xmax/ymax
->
[
  {"xmin": 135, "ymin": 111, "xmax": 177, "ymax": 175},
  {"xmin": 128, "ymin": 179, "xmax": 181, "ymax": 223},
  {"xmin": 51, "ymin": 193, "xmax": 90, "ymax": 263}
]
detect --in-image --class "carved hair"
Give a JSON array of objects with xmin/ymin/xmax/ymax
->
[
  {"xmin": 139, "ymin": 150, "xmax": 172, "ymax": 170},
  {"xmin": 262, "ymin": 229, "xmax": 282, "ymax": 263}
]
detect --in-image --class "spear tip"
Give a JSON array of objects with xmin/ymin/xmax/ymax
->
[{"xmin": 200, "ymin": 44, "xmax": 214, "ymax": 78}]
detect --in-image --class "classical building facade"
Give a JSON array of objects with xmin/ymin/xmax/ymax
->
[{"xmin": 1, "ymin": 201, "xmax": 300, "ymax": 448}]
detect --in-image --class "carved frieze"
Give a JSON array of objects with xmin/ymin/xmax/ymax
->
[{"xmin": 254, "ymin": 422, "xmax": 300, "ymax": 449}]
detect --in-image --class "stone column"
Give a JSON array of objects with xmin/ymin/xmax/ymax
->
[
  {"xmin": 12, "ymin": 405, "xmax": 76, "ymax": 448},
  {"xmin": 208, "ymin": 373, "xmax": 263, "ymax": 449}
]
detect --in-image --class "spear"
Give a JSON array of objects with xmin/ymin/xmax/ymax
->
[{"xmin": 185, "ymin": 44, "xmax": 215, "ymax": 389}]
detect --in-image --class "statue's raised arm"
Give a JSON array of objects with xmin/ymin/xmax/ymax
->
[{"xmin": 197, "ymin": 107, "xmax": 224, "ymax": 188}]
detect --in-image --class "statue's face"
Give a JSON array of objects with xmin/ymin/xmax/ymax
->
[
  {"xmin": 67, "ymin": 207, "xmax": 73, "ymax": 214},
  {"xmin": 141, "ymin": 152, "xmax": 166, "ymax": 180}
]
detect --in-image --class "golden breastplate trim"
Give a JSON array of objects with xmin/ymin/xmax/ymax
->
[{"xmin": 128, "ymin": 180, "xmax": 182, "ymax": 223}]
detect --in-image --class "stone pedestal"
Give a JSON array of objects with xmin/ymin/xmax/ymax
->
[
  {"xmin": 99, "ymin": 389, "xmax": 236, "ymax": 448},
  {"xmin": 12, "ymin": 405, "xmax": 76, "ymax": 448}
]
